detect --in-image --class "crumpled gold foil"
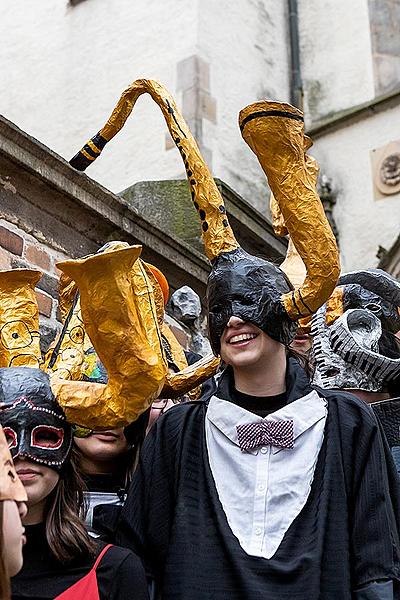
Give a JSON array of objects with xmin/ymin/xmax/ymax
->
[
  {"xmin": 161, "ymin": 353, "xmax": 221, "ymax": 399},
  {"xmin": 0, "ymin": 270, "xmax": 42, "ymax": 368},
  {"xmin": 279, "ymin": 237, "xmax": 307, "ymax": 291},
  {"xmin": 0, "ymin": 425, "xmax": 27, "ymax": 502},
  {"xmin": 45, "ymin": 295, "xmax": 89, "ymax": 381},
  {"xmin": 270, "ymin": 192, "xmax": 288, "ymax": 237},
  {"xmin": 144, "ymin": 264, "xmax": 167, "ymax": 326},
  {"xmin": 161, "ymin": 321, "xmax": 188, "ymax": 371},
  {"xmin": 52, "ymin": 246, "xmax": 168, "ymax": 429},
  {"xmin": 239, "ymin": 101, "xmax": 340, "ymax": 320},
  {"xmin": 70, "ymin": 79, "xmax": 239, "ymax": 261},
  {"xmin": 58, "ymin": 272, "xmax": 78, "ymax": 322},
  {"xmin": 49, "ymin": 240, "xmax": 217, "ymax": 426},
  {"xmin": 325, "ymin": 287, "xmax": 344, "ymax": 325}
]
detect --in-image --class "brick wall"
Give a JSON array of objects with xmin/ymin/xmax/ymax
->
[{"xmin": 0, "ymin": 218, "xmax": 68, "ymax": 350}]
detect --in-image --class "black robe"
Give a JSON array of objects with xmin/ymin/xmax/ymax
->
[{"xmin": 117, "ymin": 359, "xmax": 400, "ymax": 599}]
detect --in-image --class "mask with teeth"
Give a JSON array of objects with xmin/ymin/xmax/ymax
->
[
  {"xmin": 311, "ymin": 269, "xmax": 400, "ymax": 392},
  {"xmin": 69, "ymin": 80, "xmax": 340, "ymax": 355}
]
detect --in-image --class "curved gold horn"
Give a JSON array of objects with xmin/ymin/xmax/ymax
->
[
  {"xmin": 270, "ymin": 192, "xmax": 288, "ymax": 237},
  {"xmin": 272, "ymin": 153, "xmax": 320, "ymax": 290},
  {"xmin": 0, "ymin": 270, "xmax": 42, "ymax": 368},
  {"xmin": 70, "ymin": 79, "xmax": 238, "ymax": 261},
  {"xmin": 51, "ymin": 246, "xmax": 168, "ymax": 429},
  {"xmin": 239, "ymin": 101, "xmax": 340, "ymax": 319},
  {"xmin": 50, "ymin": 240, "xmax": 218, "ymax": 405}
]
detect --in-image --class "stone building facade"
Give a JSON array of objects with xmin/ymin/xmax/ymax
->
[{"xmin": 1, "ymin": 0, "xmax": 399, "ymax": 274}]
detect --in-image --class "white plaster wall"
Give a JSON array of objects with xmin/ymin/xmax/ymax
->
[
  {"xmin": 1, "ymin": 0, "xmax": 198, "ymax": 193},
  {"xmin": 299, "ymin": 0, "xmax": 375, "ymax": 125},
  {"xmin": 311, "ymin": 105, "xmax": 400, "ymax": 271},
  {"xmin": 198, "ymin": 0, "xmax": 291, "ymax": 214},
  {"xmin": 1, "ymin": 0, "xmax": 291, "ymax": 215}
]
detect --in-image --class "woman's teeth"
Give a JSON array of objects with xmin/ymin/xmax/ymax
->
[{"xmin": 229, "ymin": 333, "xmax": 257, "ymax": 344}]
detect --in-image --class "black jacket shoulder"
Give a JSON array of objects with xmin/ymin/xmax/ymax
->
[{"xmin": 315, "ymin": 385, "xmax": 378, "ymax": 426}]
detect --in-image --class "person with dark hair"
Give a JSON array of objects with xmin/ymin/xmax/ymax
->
[
  {"xmin": 74, "ymin": 413, "xmax": 149, "ymax": 539},
  {"xmin": 98, "ymin": 81, "xmax": 400, "ymax": 599},
  {"xmin": 0, "ymin": 247, "xmax": 167, "ymax": 599},
  {"xmin": 0, "ymin": 368, "xmax": 149, "ymax": 600},
  {"xmin": 0, "ymin": 425, "xmax": 27, "ymax": 600},
  {"xmin": 48, "ymin": 243, "xmax": 215, "ymax": 540}
]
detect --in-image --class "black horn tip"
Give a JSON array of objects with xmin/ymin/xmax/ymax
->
[{"xmin": 69, "ymin": 153, "xmax": 91, "ymax": 171}]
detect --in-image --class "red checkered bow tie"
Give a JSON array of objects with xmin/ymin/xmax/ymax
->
[{"xmin": 236, "ymin": 420, "xmax": 294, "ymax": 452}]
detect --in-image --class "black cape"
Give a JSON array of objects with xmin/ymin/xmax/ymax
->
[{"xmin": 117, "ymin": 359, "xmax": 400, "ymax": 599}]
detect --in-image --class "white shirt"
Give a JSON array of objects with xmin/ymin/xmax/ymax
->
[{"xmin": 205, "ymin": 390, "xmax": 327, "ymax": 559}]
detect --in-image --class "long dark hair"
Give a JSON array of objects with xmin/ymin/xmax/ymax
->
[
  {"xmin": 287, "ymin": 346, "xmax": 312, "ymax": 376},
  {"xmin": 45, "ymin": 451, "xmax": 96, "ymax": 563},
  {"xmin": 0, "ymin": 502, "xmax": 11, "ymax": 600}
]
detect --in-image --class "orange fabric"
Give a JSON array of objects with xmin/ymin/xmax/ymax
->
[
  {"xmin": 54, "ymin": 544, "xmax": 112, "ymax": 600},
  {"xmin": 147, "ymin": 264, "xmax": 169, "ymax": 305}
]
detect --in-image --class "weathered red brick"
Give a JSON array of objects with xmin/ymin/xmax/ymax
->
[
  {"xmin": 0, "ymin": 225, "xmax": 23, "ymax": 256},
  {"xmin": 36, "ymin": 272, "xmax": 59, "ymax": 299},
  {"xmin": 56, "ymin": 305, "xmax": 63, "ymax": 323},
  {"xmin": 25, "ymin": 243, "xmax": 51, "ymax": 271},
  {"xmin": 35, "ymin": 290, "xmax": 53, "ymax": 318}
]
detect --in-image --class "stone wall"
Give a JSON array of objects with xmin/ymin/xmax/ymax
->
[
  {"xmin": 0, "ymin": 215, "xmax": 66, "ymax": 350},
  {"xmin": 299, "ymin": 0, "xmax": 375, "ymax": 126},
  {"xmin": 0, "ymin": 0, "xmax": 290, "ymax": 214},
  {"xmin": 309, "ymin": 97, "xmax": 400, "ymax": 271},
  {"xmin": 2, "ymin": 0, "xmax": 399, "ymax": 274},
  {"xmin": 368, "ymin": 0, "xmax": 400, "ymax": 96}
]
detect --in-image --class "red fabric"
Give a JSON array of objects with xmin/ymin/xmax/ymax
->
[{"xmin": 54, "ymin": 544, "xmax": 113, "ymax": 600}]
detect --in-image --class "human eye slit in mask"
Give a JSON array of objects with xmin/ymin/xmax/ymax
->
[
  {"xmin": 31, "ymin": 426, "xmax": 64, "ymax": 449},
  {"xmin": 3, "ymin": 427, "xmax": 17, "ymax": 449}
]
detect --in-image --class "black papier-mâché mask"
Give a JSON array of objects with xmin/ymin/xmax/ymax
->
[
  {"xmin": 207, "ymin": 248, "xmax": 297, "ymax": 353},
  {"xmin": 0, "ymin": 367, "xmax": 72, "ymax": 471}
]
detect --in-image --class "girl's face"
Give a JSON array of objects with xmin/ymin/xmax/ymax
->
[
  {"xmin": 14, "ymin": 458, "xmax": 59, "ymax": 521},
  {"xmin": 2, "ymin": 500, "xmax": 27, "ymax": 576},
  {"xmin": 74, "ymin": 428, "xmax": 129, "ymax": 468}
]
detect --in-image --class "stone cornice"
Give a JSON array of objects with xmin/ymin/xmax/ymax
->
[{"xmin": 308, "ymin": 88, "xmax": 400, "ymax": 139}]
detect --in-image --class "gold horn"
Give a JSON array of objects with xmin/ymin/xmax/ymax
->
[
  {"xmin": 270, "ymin": 192, "xmax": 288, "ymax": 237},
  {"xmin": 70, "ymin": 79, "xmax": 239, "ymax": 261},
  {"xmin": 239, "ymin": 101, "xmax": 340, "ymax": 319},
  {"xmin": 0, "ymin": 269, "xmax": 42, "ymax": 368},
  {"xmin": 50, "ymin": 240, "xmax": 218, "ymax": 406},
  {"xmin": 51, "ymin": 246, "xmax": 168, "ymax": 429}
]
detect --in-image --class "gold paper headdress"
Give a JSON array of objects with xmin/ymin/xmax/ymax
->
[
  {"xmin": 0, "ymin": 425, "xmax": 27, "ymax": 502},
  {"xmin": 51, "ymin": 245, "xmax": 169, "ymax": 429},
  {"xmin": 48, "ymin": 239, "xmax": 219, "ymax": 406},
  {"xmin": 0, "ymin": 270, "xmax": 42, "ymax": 368},
  {"xmin": 70, "ymin": 80, "xmax": 339, "ymax": 344},
  {"xmin": 239, "ymin": 101, "xmax": 340, "ymax": 319}
]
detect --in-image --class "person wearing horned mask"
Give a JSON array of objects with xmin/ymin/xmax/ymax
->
[
  {"xmin": 0, "ymin": 252, "xmax": 165, "ymax": 599},
  {"xmin": 70, "ymin": 80, "xmax": 400, "ymax": 599}
]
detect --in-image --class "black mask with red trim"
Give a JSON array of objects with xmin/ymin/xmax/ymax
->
[{"xmin": 0, "ymin": 367, "xmax": 72, "ymax": 472}]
